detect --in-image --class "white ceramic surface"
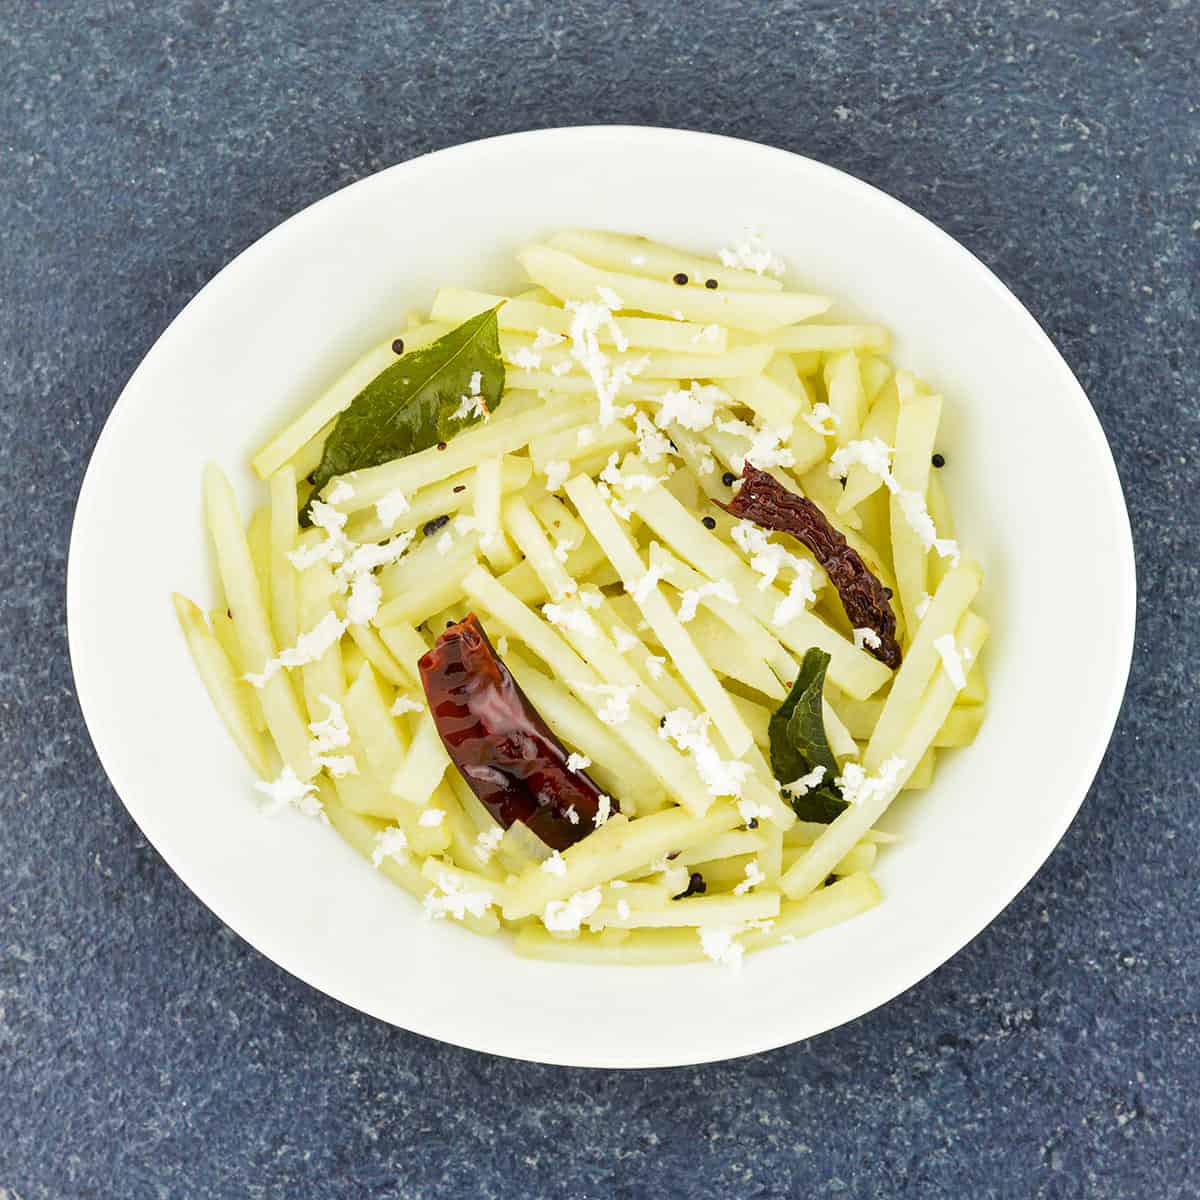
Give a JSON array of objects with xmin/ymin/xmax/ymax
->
[{"xmin": 67, "ymin": 127, "xmax": 1136, "ymax": 1068}]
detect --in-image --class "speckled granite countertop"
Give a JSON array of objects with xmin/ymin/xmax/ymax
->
[{"xmin": 2, "ymin": 2, "xmax": 1197, "ymax": 1197}]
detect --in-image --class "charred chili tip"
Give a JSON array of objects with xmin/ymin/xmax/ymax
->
[
  {"xmin": 422, "ymin": 514, "xmax": 450, "ymax": 536},
  {"xmin": 722, "ymin": 471, "xmax": 737, "ymax": 487},
  {"xmin": 931, "ymin": 453, "xmax": 946, "ymax": 468},
  {"xmin": 391, "ymin": 337, "xmax": 405, "ymax": 355},
  {"xmin": 673, "ymin": 871, "xmax": 707, "ymax": 899},
  {"xmin": 704, "ymin": 277, "xmax": 719, "ymax": 289},
  {"xmin": 701, "ymin": 515, "xmax": 717, "ymax": 530},
  {"xmin": 672, "ymin": 272, "xmax": 689, "ymax": 285}
]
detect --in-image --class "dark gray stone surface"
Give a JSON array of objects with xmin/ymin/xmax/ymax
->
[{"xmin": 2, "ymin": 1, "xmax": 1197, "ymax": 1196}]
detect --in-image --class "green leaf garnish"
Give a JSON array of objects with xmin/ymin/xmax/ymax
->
[
  {"xmin": 768, "ymin": 648, "xmax": 849, "ymax": 824},
  {"xmin": 303, "ymin": 307, "xmax": 505, "ymax": 520}
]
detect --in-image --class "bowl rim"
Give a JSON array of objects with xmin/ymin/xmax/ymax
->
[{"xmin": 66, "ymin": 125, "xmax": 1137, "ymax": 1066}]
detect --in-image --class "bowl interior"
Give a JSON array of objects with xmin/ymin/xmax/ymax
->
[{"xmin": 67, "ymin": 127, "xmax": 1135, "ymax": 1067}]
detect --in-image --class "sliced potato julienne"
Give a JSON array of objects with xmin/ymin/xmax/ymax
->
[
  {"xmin": 431, "ymin": 287, "xmax": 731, "ymax": 352},
  {"xmin": 174, "ymin": 595, "xmax": 271, "ymax": 776},
  {"xmin": 519, "ymin": 245, "xmax": 830, "ymax": 334},
  {"xmin": 204, "ymin": 464, "xmax": 314, "ymax": 778},
  {"xmin": 546, "ymin": 228, "xmax": 786, "ymax": 293}
]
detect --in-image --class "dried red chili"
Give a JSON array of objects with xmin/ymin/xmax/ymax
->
[
  {"xmin": 719, "ymin": 465, "xmax": 902, "ymax": 669},
  {"xmin": 417, "ymin": 613, "xmax": 617, "ymax": 850}
]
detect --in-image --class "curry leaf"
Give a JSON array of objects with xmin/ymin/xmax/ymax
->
[
  {"xmin": 768, "ymin": 648, "xmax": 848, "ymax": 823},
  {"xmin": 302, "ymin": 307, "xmax": 504, "ymax": 520}
]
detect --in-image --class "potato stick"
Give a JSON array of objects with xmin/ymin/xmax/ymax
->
[
  {"xmin": 391, "ymin": 708, "xmax": 452, "ymax": 808},
  {"xmin": 375, "ymin": 621, "xmax": 429, "ymax": 686},
  {"xmin": 322, "ymin": 791, "xmax": 424, "ymax": 900},
  {"xmin": 296, "ymin": 560, "xmax": 346, "ymax": 718},
  {"xmin": 740, "ymin": 754, "xmax": 798, "ymax": 829},
  {"xmin": 529, "ymin": 420, "xmax": 636, "ymax": 471},
  {"xmin": 503, "ymin": 802, "xmax": 741, "ymax": 920},
  {"xmin": 764, "ymin": 354, "xmax": 827, "ymax": 473},
  {"xmin": 505, "ymin": 369, "xmax": 674, "ymax": 402},
  {"xmin": 682, "ymin": 608, "xmax": 786, "ymax": 700},
  {"xmin": 546, "ymin": 229, "xmax": 785, "ymax": 293},
  {"xmin": 251, "ymin": 324, "xmax": 444, "ymax": 479},
  {"xmin": 443, "ymin": 768, "xmax": 497, "ymax": 837},
  {"xmin": 771, "ymin": 324, "xmax": 891, "ymax": 354},
  {"xmin": 497, "ymin": 537, "xmax": 607, "ymax": 606},
  {"xmin": 860, "ymin": 356, "xmax": 893, "ymax": 406},
  {"xmin": 840, "ymin": 379, "xmax": 900, "ymax": 511},
  {"xmin": 785, "ymin": 822, "xmax": 900, "ymax": 847},
  {"xmin": 204, "ymin": 464, "xmax": 314, "ymax": 777},
  {"xmin": 566, "ymin": 474, "xmax": 754, "ymax": 757},
  {"xmin": 960, "ymin": 657, "xmax": 988, "ymax": 706},
  {"xmin": 463, "ymin": 564, "xmax": 601, "ymax": 693},
  {"xmin": 664, "ymin": 466, "xmax": 701, "ymax": 512},
  {"xmin": 283, "ymin": 417, "xmax": 334, "ymax": 484},
  {"xmin": 346, "ymin": 456, "xmax": 532, "ymax": 544},
  {"xmin": 209, "ymin": 607, "xmax": 268, "ymax": 732},
  {"xmin": 504, "ymin": 332, "xmax": 773, "ymax": 381},
  {"xmin": 590, "ymin": 890, "xmax": 780, "ymax": 930},
  {"xmin": 430, "ymin": 286, "xmax": 731, "ymax": 352},
  {"xmin": 420, "ymin": 857, "xmax": 512, "ymax": 908},
  {"xmin": 824, "ymin": 350, "xmax": 865, "ymax": 448},
  {"xmin": 333, "ymin": 397, "xmax": 593, "ymax": 513},
  {"xmin": 796, "ymin": 462, "xmax": 863, "ymax": 532},
  {"xmin": 599, "ymin": 880, "xmax": 675, "ymax": 911},
  {"xmin": 173, "ymin": 596, "xmax": 271, "ymax": 775},
  {"xmin": 663, "ymin": 426, "xmax": 728, "ymax": 502},
  {"xmin": 345, "ymin": 622, "xmax": 407, "ymax": 687},
  {"xmin": 322, "ymin": 787, "xmax": 494, "ymax": 934},
  {"xmin": 375, "ymin": 558, "xmax": 475, "ymax": 628},
  {"xmin": 925, "ymin": 470, "xmax": 956, "ymax": 591},
  {"xmin": 514, "ymin": 925, "xmax": 708, "ymax": 965},
  {"xmin": 682, "ymin": 830, "xmax": 768, "ymax": 864},
  {"xmin": 783, "ymin": 611, "xmax": 987, "ymax": 899},
  {"xmin": 865, "ymin": 562, "xmax": 981, "ymax": 768},
  {"xmin": 502, "ymin": 494, "xmax": 578, "ymax": 603},
  {"xmin": 266, "ymin": 467, "xmax": 301, "ymax": 651},
  {"xmin": 342, "ymin": 638, "xmax": 367, "ymax": 679},
  {"xmin": 890, "ymin": 389, "xmax": 943, "ymax": 630},
  {"xmin": 779, "ymin": 841, "xmax": 877, "ymax": 876},
  {"xmin": 689, "ymin": 853, "xmax": 755, "ymax": 890},
  {"xmin": 822, "ymin": 699, "xmax": 858, "ymax": 760},
  {"xmin": 519, "ymin": 245, "xmax": 830, "ymax": 334},
  {"xmin": 723, "ymin": 374, "xmax": 800, "ymax": 428},
  {"xmin": 902, "ymin": 747, "xmax": 936, "ymax": 790},
  {"xmin": 473, "ymin": 458, "xmax": 519, "ymax": 572},
  {"xmin": 247, "ymin": 505, "xmax": 272, "ymax": 616},
  {"xmin": 343, "ymin": 662, "xmax": 408, "ymax": 777},
  {"xmin": 758, "ymin": 820, "xmax": 784, "ymax": 882},
  {"xmin": 741, "ymin": 873, "xmax": 881, "ymax": 950},
  {"xmin": 590, "ymin": 602, "xmax": 693, "ymax": 712},
  {"xmin": 376, "ymin": 524, "xmax": 474, "ymax": 604},
  {"xmin": 464, "ymin": 567, "xmax": 704, "ymax": 810},
  {"xmin": 729, "ymin": 692, "xmax": 771, "ymax": 750},
  {"xmin": 530, "ymin": 493, "xmax": 587, "ymax": 550},
  {"xmin": 625, "ymin": 484, "xmax": 891, "ymax": 699}
]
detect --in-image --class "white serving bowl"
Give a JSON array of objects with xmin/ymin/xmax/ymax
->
[{"xmin": 67, "ymin": 127, "xmax": 1135, "ymax": 1067}]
